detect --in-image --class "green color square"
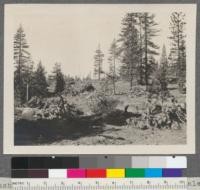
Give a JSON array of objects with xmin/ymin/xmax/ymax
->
[{"xmin": 125, "ymin": 168, "xmax": 145, "ymax": 177}]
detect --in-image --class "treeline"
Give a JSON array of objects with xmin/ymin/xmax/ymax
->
[
  {"xmin": 93, "ymin": 12, "xmax": 186, "ymax": 93},
  {"xmin": 14, "ymin": 26, "xmax": 66, "ymax": 105},
  {"xmin": 14, "ymin": 12, "xmax": 186, "ymax": 105}
]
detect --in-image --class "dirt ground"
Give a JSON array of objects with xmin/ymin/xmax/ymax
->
[
  {"xmin": 14, "ymin": 82, "xmax": 186, "ymax": 146},
  {"xmin": 48, "ymin": 124, "xmax": 186, "ymax": 145}
]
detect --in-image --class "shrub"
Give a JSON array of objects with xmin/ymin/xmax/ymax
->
[
  {"xmin": 81, "ymin": 83, "xmax": 95, "ymax": 93},
  {"xmin": 88, "ymin": 92, "xmax": 119, "ymax": 115}
]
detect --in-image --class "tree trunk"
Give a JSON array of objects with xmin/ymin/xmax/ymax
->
[
  {"xmin": 58, "ymin": 94, "xmax": 67, "ymax": 116},
  {"xmin": 98, "ymin": 62, "xmax": 100, "ymax": 80},
  {"xmin": 18, "ymin": 33, "xmax": 22, "ymax": 105},
  {"xmin": 130, "ymin": 79, "xmax": 133, "ymax": 91},
  {"xmin": 26, "ymin": 83, "xmax": 29, "ymax": 102},
  {"xmin": 144, "ymin": 14, "xmax": 148, "ymax": 91},
  {"xmin": 177, "ymin": 18, "xmax": 182, "ymax": 89},
  {"xmin": 98, "ymin": 59, "xmax": 101, "ymax": 80},
  {"xmin": 112, "ymin": 75, "xmax": 116, "ymax": 94},
  {"xmin": 113, "ymin": 41, "xmax": 116, "ymax": 95},
  {"xmin": 139, "ymin": 16, "xmax": 143, "ymax": 85}
]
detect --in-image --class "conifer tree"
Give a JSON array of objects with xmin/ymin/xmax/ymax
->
[
  {"xmin": 23, "ymin": 56, "xmax": 34, "ymax": 101},
  {"xmin": 53, "ymin": 63, "xmax": 66, "ymax": 94},
  {"xmin": 94, "ymin": 45, "xmax": 104, "ymax": 80},
  {"xmin": 14, "ymin": 25, "xmax": 31, "ymax": 104},
  {"xmin": 158, "ymin": 45, "xmax": 168, "ymax": 98},
  {"xmin": 108, "ymin": 39, "xmax": 118, "ymax": 94},
  {"xmin": 32, "ymin": 61, "xmax": 48, "ymax": 97},
  {"xmin": 141, "ymin": 13, "xmax": 159, "ymax": 89},
  {"xmin": 137, "ymin": 13, "xmax": 145, "ymax": 85},
  {"xmin": 169, "ymin": 12, "xmax": 186, "ymax": 91},
  {"xmin": 119, "ymin": 13, "xmax": 140, "ymax": 90}
]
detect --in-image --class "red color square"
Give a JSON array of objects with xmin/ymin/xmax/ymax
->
[{"xmin": 86, "ymin": 169, "xmax": 106, "ymax": 178}]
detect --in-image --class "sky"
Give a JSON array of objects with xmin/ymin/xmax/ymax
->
[{"xmin": 5, "ymin": 4, "xmax": 191, "ymax": 78}]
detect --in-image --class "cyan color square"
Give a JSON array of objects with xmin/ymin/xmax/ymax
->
[{"xmin": 145, "ymin": 168, "xmax": 162, "ymax": 177}]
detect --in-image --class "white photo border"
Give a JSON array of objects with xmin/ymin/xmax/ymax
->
[{"xmin": 3, "ymin": 4, "xmax": 196, "ymax": 154}]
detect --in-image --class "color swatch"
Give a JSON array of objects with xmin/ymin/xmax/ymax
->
[
  {"xmin": 125, "ymin": 168, "xmax": 145, "ymax": 178},
  {"xmin": 106, "ymin": 169, "xmax": 125, "ymax": 178},
  {"xmin": 145, "ymin": 168, "xmax": 162, "ymax": 177},
  {"xmin": 162, "ymin": 169, "xmax": 182, "ymax": 177},
  {"xmin": 67, "ymin": 169, "xmax": 86, "ymax": 178},
  {"xmin": 11, "ymin": 156, "xmax": 186, "ymax": 178},
  {"xmin": 86, "ymin": 169, "xmax": 106, "ymax": 178},
  {"xmin": 11, "ymin": 168, "xmax": 183, "ymax": 178},
  {"xmin": 48, "ymin": 169, "xmax": 66, "ymax": 178},
  {"xmin": 12, "ymin": 156, "xmax": 187, "ymax": 169}
]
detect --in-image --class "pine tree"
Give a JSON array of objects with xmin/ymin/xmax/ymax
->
[
  {"xmin": 119, "ymin": 13, "xmax": 140, "ymax": 90},
  {"xmin": 169, "ymin": 12, "xmax": 186, "ymax": 91},
  {"xmin": 158, "ymin": 45, "xmax": 168, "ymax": 99},
  {"xmin": 94, "ymin": 44, "xmax": 104, "ymax": 80},
  {"xmin": 23, "ymin": 56, "xmax": 34, "ymax": 101},
  {"xmin": 141, "ymin": 13, "xmax": 159, "ymax": 89},
  {"xmin": 14, "ymin": 25, "xmax": 31, "ymax": 105},
  {"xmin": 160, "ymin": 45, "xmax": 168, "ymax": 73},
  {"xmin": 108, "ymin": 39, "xmax": 118, "ymax": 94},
  {"xmin": 138, "ymin": 13, "xmax": 145, "ymax": 85},
  {"xmin": 32, "ymin": 61, "xmax": 48, "ymax": 97},
  {"xmin": 53, "ymin": 63, "xmax": 66, "ymax": 94},
  {"xmin": 168, "ymin": 51, "xmax": 177, "ymax": 79}
]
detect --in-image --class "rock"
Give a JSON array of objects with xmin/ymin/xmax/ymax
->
[
  {"xmin": 21, "ymin": 108, "xmax": 35, "ymax": 121},
  {"xmin": 15, "ymin": 107, "xmax": 23, "ymax": 115},
  {"xmin": 95, "ymin": 136, "xmax": 106, "ymax": 143}
]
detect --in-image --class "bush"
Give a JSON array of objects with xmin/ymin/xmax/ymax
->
[
  {"xmin": 64, "ymin": 79, "xmax": 95, "ymax": 96},
  {"xmin": 32, "ymin": 96, "xmax": 83, "ymax": 120},
  {"xmin": 88, "ymin": 92, "xmax": 119, "ymax": 115},
  {"xmin": 81, "ymin": 83, "xmax": 95, "ymax": 93},
  {"xmin": 148, "ymin": 78, "xmax": 161, "ymax": 95}
]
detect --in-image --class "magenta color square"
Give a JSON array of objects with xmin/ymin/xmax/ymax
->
[{"xmin": 67, "ymin": 169, "xmax": 86, "ymax": 178}]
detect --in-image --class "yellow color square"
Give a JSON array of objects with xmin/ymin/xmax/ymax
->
[{"xmin": 106, "ymin": 169, "xmax": 125, "ymax": 178}]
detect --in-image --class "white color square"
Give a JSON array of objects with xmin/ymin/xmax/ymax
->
[
  {"xmin": 48, "ymin": 169, "xmax": 67, "ymax": 178},
  {"xmin": 166, "ymin": 156, "xmax": 187, "ymax": 168},
  {"xmin": 148, "ymin": 156, "xmax": 167, "ymax": 168}
]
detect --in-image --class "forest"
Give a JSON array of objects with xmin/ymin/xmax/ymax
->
[{"xmin": 14, "ymin": 12, "xmax": 187, "ymax": 145}]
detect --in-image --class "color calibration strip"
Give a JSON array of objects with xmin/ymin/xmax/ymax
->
[
  {"xmin": 12, "ymin": 156, "xmax": 187, "ymax": 169},
  {"xmin": 12, "ymin": 168, "xmax": 183, "ymax": 178}
]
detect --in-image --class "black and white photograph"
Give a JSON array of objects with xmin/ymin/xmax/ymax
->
[{"xmin": 4, "ymin": 4, "xmax": 196, "ymax": 154}]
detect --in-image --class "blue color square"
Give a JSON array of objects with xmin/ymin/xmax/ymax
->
[
  {"xmin": 145, "ymin": 168, "xmax": 162, "ymax": 177},
  {"xmin": 162, "ymin": 169, "xmax": 182, "ymax": 177}
]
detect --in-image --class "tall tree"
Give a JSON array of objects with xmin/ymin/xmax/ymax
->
[
  {"xmin": 94, "ymin": 44, "xmax": 104, "ymax": 80},
  {"xmin": 14, "ymin": 25, "xmax": 31, "ymax": 105},
  {"xmin": 138, "ymin": 13, "xmax": 145, "ymax": 85},
  {"xmin": 141, "ymin": 13, "xmax": 160, "ymax": 89},
  {"xmin": 119, "ymin": 13, "xmax": 140, "ymax": 90},
  {"xmin": 53, "ymin": 63, "xmax": 66, "ymax": 94},
  {"xmin": 160, "ymin": 45, "xmax": 168, "ymax": 73},
  {"xmin": 32, "ymin": 61, "xmax": 48, "ymax": 97},
  {"xmin": 168, "ymin": 51, "xmax": 177, "ymax": 78},
  {"xmin": 108, "ymin": 39, "xmax": 118, "ymax": 94},
  {"xmin": 23, "ymin": 56, "xmax": 34, "ymax": 101},
  {"xmin": 169, "ymin": 12, "xmax": 186, "ymax": 90},
  {"xmin": 158, "ymin": 45, "xmax": 168, "ymax": 99}
]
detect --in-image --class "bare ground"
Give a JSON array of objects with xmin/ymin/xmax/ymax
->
[
  {"xmin": 15, "ymin": 82, "xmax": 186, "ymax": 145},
  {"xmin": 48, "ymin": 125, "xmax": 186, "ymax": 145}
]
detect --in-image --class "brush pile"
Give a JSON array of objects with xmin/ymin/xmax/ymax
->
[
  {"xmin": 129, "ymin": 86, "xmax": 146, "ymax": 97},
  {"xmin": 26, "ymin": 96, "xmax": 83, "ymax": 120},
  {"xmin": 127, "ymin": 97, "xmax": 186, "ymax": 130},
  {"xmin": 88, "ymin": 91, "xmax": 119, "ymax": 115}
]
